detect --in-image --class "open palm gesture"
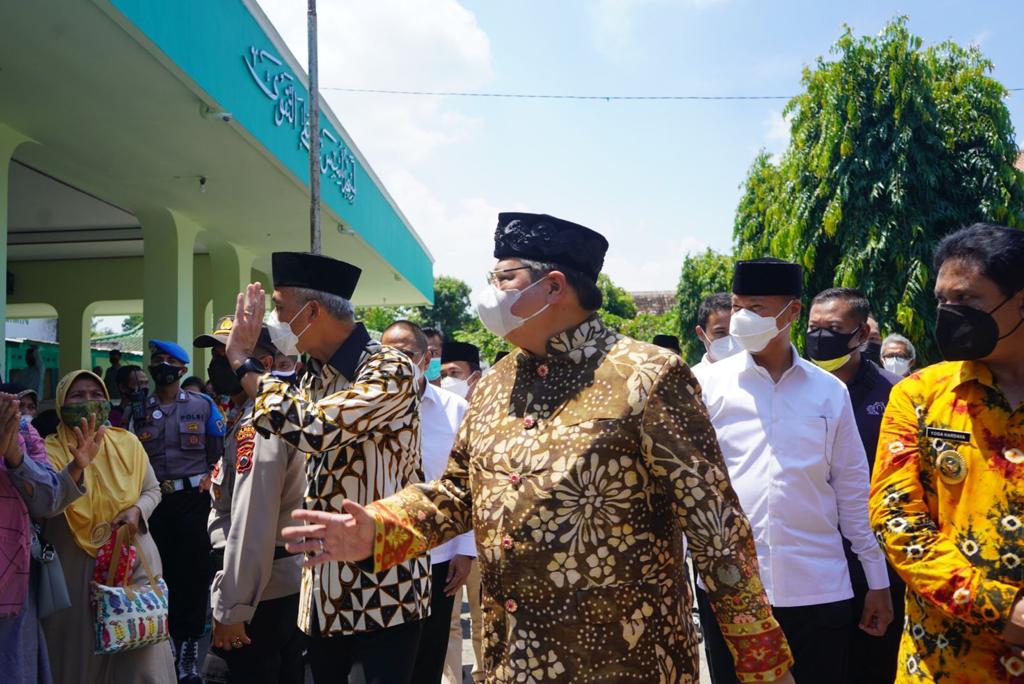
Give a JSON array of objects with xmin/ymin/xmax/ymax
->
[{"xmin": 70, "ymin": 413, "xmax": 105, "ymax": 471}]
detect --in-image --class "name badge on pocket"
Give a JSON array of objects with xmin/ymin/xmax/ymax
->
[{"xmin": 925, "ymin": 427, "xmax": 970, "ymax": 444}]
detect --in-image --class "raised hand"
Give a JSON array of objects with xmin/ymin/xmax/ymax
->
[
  {"xmin": 282, "ymin": 500, "xmax": 376, "ymax": 568},
  {"xmin": 0, "ymin": 395, "xmax": 22, "ymax": 466},
  {"xmin": 226, "ymin": 282, "xmax": 266, "ymax": 368},
  {"xmin": 69, "ymin": 413, "xmax": 105, "ymax": 480}
]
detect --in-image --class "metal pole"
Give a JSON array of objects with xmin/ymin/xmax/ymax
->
[{"xmin": 307, "ymin": 0, "xmax": 321, "ymax": 254}]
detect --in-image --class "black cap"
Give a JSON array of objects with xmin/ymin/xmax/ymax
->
[
  {"xmin": 493, "ymin": 212, "xmax": 608, "ymax": 283},
  {"xmin": 441, "ymin": 341, "xmax": 480, "ymax": 367},
  {"xmin": 194, "ymin": 316, "xmax": 278, "ymax": 357},
  {"xmin": 272, "ymin": 252, "xmax": 362, "ymax": 300},
  {"xmin": 732, "ymin": 257, "xmax": 803, "ymax": 298},
  {"xmin": 652, "ymin": 334, "xmax": 681, "ymax": 351}
]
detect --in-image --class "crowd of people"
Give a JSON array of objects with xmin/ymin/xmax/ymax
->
[{"xmin": 0, "ymin": 213, "xmax": 1020, "ymax": 684}]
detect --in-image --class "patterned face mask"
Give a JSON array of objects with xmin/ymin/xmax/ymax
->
[{"xmin": 60, "ymin": 400, "xmax": 111, "ymax": 427}]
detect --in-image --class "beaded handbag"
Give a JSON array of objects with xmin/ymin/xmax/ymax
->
[{"xmin": 90, "ymin": 525, "xmax": 169, "ymax": 655}]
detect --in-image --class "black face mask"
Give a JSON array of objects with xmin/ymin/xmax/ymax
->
[
  {"xmin": 148, "ymin": 362, "xmax": 181, "ymax": 387},
  {"xmin": 935, "ymin": 294, "xmax": 1024, "ymax": 361},
  {"xmin": 806, "ymin": 327, "xmax": 861, "ymax": 361},
  {"xmin": 208, "ymin": 356, "xmax": 243, "ymax": 396},
  {"xmin": 861, "ymin": 341, "xmax": 882, "ymax": 365}
]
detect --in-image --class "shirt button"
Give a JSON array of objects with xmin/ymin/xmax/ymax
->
[
  {"xmin": 501, "ymin": 536, "xmax": 513, "ymax": 550},
  {"xmin": 505, "ymin": 598, "xmax": 518, "ymax": 613},
  {"xmin": 522, "ymin": 416, "xmax": 537, "ymax": 430},
  {"xmin": 509, "ymin": 473, "xmax": 521, "ymax": 487},
  {"xmin": 537, "ymin": 363, "xmax": 549, "ymax": 378}
]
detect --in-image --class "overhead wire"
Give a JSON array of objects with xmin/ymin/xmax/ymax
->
[{"xmin": 321, "ymin": 86, "xmax": 1024, "ymax": 101}]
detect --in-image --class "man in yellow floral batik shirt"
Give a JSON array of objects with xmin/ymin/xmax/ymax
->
[
  {"xmin": 283, "ymin": 212, "xmax": 796, "ymax": 683},
  {"xmin": 870, "ymin": 223, "xmax": 1024, "ymax": 682}
]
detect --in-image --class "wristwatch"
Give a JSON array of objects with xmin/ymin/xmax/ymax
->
[{"xmin": 234, "ymin": 357, "xmax": 265, "ymax": 381}]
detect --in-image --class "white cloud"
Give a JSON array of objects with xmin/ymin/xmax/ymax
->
[
  {"xmin": 255, "ymin": 0, "xmax": 508, "ymax": 290},
  {"xmin": 603, "ymin": 234, "xmax": 707, "ymax": 292},
  {"xmin": 255, "ymin": 0, "xmax": 492, "ymax": 169},
  {"xmin": 382, "ymin": 169, "xmax": 527, "ymax": 293},
  {"xmin": 763, "ymin": 110, "xmax": 791, "ymax": 155},
  {"xmin": 589, "ymin": 0, "xmax": 727, "ymax": 58}
]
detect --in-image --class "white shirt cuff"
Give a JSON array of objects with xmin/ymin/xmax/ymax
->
[
  {"xmin": 453, "ymin": 531, "xmax": 476, "ymax": 558},
  {"xmin": 863, "ymin": 558, "xmax": 891, "ymax": 590}
]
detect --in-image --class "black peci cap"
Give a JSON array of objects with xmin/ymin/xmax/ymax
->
[
  {"xmin": 493, "ymin": 212, "xmax": 609, "ymax": 283},
  {"xmin": 732, "ymin": 257, "xmax": 803, "ymax": 298},
  {"xmin": 272, "ymin": 252, "xmax": 362, "ymax": 300}
]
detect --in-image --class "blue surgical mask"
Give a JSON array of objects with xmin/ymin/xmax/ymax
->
[{"xmin": 425, "ymin": 358, "xmax": 442, "ymax": 382}]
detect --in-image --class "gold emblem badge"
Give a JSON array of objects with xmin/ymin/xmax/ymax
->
[
  {"xmin": 90, "ymin": 522, "xmax": 112, "ymax": 545},
  {"xmin": 936, "ymin": 449, "xmax": 968, "ymax": 485}
]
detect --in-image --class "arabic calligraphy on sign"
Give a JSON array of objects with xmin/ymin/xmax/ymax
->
[{"xmin": 244, "ymin": 46, "xmax": 357, "ymax": 204}]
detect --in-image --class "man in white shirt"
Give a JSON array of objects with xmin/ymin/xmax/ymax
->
[
  {"xmin": 689, "ymin": 292, "xmax": 739, "ymax": 386},
  {"xmin": 381, "ymin": 321, "xmax": 475, "ymax": 684},
  {"xmin": 697, "ymin": 258, "xmax": 892, "ymax": 684}
]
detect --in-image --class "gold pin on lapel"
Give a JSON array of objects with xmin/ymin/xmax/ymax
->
[{"xmin": 936, "ymin": 449, "xmax": 968, "ymax": 485}]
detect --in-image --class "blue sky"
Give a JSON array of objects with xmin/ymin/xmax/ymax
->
[{"xmin": 255, "ymin": 0, "xmax": 1024, "ymax": 295}]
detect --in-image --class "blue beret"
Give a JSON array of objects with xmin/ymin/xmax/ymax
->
[{"xmin": 149, "ymin": 339, "xmax": 190, "ymax": 364}]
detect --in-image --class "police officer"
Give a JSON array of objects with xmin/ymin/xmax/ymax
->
[
  {"xmin": 195, "ymin": 317, "xmax": 305, "ymax": 684},
  {"xmin": 136, "ymin": 339, "xmax": 226, "ymax": 684}
]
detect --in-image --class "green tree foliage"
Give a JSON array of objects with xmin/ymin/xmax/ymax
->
[
  {"xmin": 733, "ymin": 17, "xmax": 1024, "ymax": 361},
  {"xmin": 597, "ymin": 274, "xmax": 637, "ymax": 319},
  {"xmin": 675, "ymin": 249, "xmax": 735, "ymax": 364},
  {"xmin": 357, "ymin": 306, "xmax": 408, "ymax": 334},
  {"xmin": 413, "ymin": 275, "xmax": 474, "ymax": 335},
  {"xmin": 453, "ymin": 319, "xmax": 512, "ymax": 365},
  {"xmin": 122, "ymin": 314, "xmax": 143, "ymax": 332}
]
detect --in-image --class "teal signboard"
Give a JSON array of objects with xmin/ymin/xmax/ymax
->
[{"xmin": 107, "ymin": 0, "xmax": 433, "ymax": 301}]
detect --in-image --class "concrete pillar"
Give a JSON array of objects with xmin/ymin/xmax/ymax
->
[
  {"xmin": 0, "ymin": 124, "xmax": 30, "ymax": 380},
  {"xmin": 192, "ymin": 297, "xmax": 212, "ymax": 376},
  {"xmin": 56, "ymin": 300, "xmax": 93, "ymax": 377},
  {"xmin": 208, "ymin": 241, "xmax": 253, "ymax": 321},
  {"xmin": 140, "ymin": 208, "xmax": 199, "ymax": 356}
]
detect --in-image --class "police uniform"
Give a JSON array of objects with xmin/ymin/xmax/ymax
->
[
  {"xmin": 135, "ymin": 343, "xmax": 226, "ymax": 669},
  {"xmin": 206, "ymin": 400, "xmax": 305, "ymax": 683},
  {"xmin": 196, "ymin": 316, "xmax": 306, "ymax": 684}
]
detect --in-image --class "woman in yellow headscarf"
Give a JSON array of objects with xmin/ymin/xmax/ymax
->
[{"xmin": 40, "ymin": 370, "xmax": 175, "ymax": 684}]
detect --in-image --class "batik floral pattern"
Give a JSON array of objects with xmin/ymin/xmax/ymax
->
[
  {"xmin": 367, "ymin": 316, "xmax": 792, "ymax": 682},
  {"xmin": 871, "ymin": 361, "xmax": 1024, "ymax": 682}
]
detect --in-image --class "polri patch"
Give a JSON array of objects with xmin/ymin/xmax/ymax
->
[
  {"xmin": 235, "ymin": 424, "xmax": 256, "ymax": 473},
  {"xmin": 925, "ymin": 427, "xmax": 971, "ymax": 444}
]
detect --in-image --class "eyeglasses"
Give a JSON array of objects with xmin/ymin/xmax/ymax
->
[
  {"xmin": 486, "ymin": 266, "xmax": 532, "ymax": 286},
  {"xmin": 393, "ymin": 347, "xmax": 423, "ymax": 363}
]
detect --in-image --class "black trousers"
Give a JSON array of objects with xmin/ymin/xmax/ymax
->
[
  {"xmin": 148, "ymin": 488, "xmax": 212, "ymax": 641},
  {"xmin": 697, "ymin": 587, "xmax": 852, "ymax": 683},
  {"xmin": 410, "ymin": 561, "xmax": 457, "ymax": 684},
  {"xmin": 847, "ymin": 581, "xmax": 905, "ymax": 684},
  {"xmin": 308, "ymin": 613, "xmax": 425, "ymax": 684},
  {"xmin": 209, "ymin": 594, "xmax": 306, "ymax": 684}
]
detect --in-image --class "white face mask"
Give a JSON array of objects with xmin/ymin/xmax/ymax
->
[
  {"xmin": 703, "ymin": 333, "xmax": 742, "ymax": 363},
  {"xmin": 729, "ymin": 300, "xmax": 795, "ymax": 354},
  {"xmin": 474, "ymin": 278, "xmax": 550, "ymax": 338},
  {"xmin": 440, "ymin": 376, "xmax": 470, "ymax": 398},
  {"xmin": 883, "ymin": 356, "xmax": 912, "ymax": 377},
  {"xmin": 266, "ymin": 302, "xmax": 311, "ymax": 357}
]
